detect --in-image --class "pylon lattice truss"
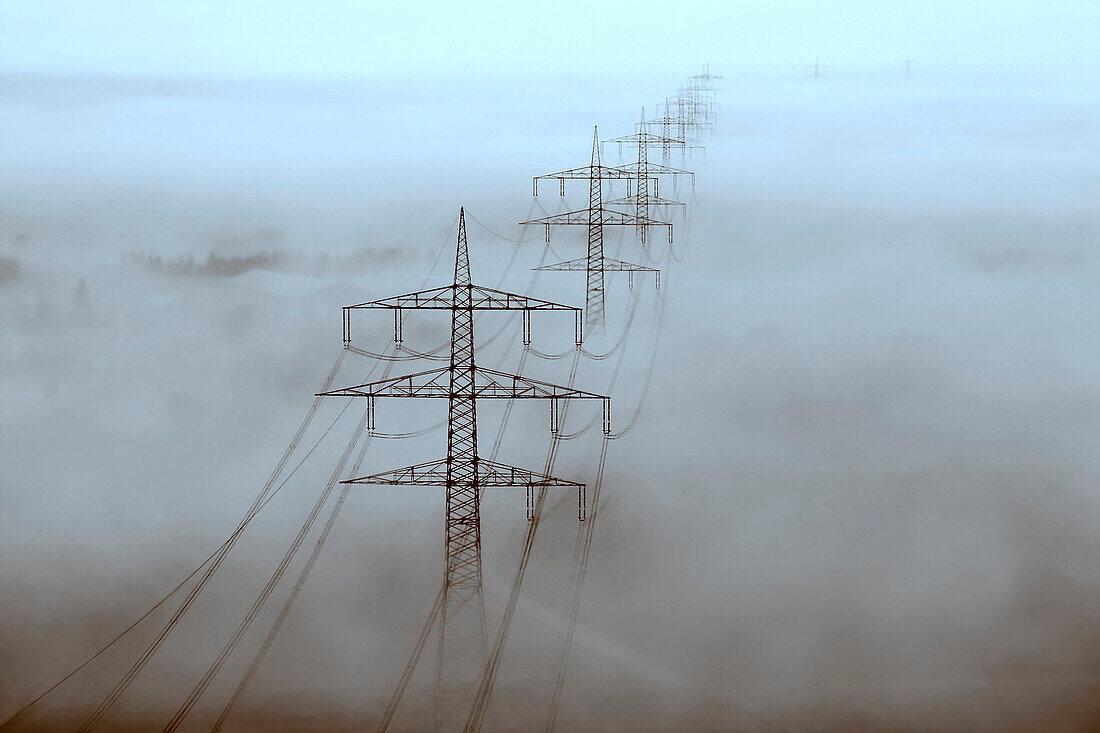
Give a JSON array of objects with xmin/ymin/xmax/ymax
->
[
  {"xmin": 531, "ymin": 160, "xmax": 641, "ymax": 197},
  {"xmin": 342, "ymin": 285, "xmax": 585, "ymax": 346},
  {"xmin": 603, "ymin": 109, "xmax": 689, "ymax": 238},
  {"xmin": 650, "ymin": 98, "xmax": 712, "ymax": 149},
  {"xmin": 521, "ymin": 127, "xmax": 664, "ymax": 329},
  {"xmin": 4, "ymin": 65, "xmax": 728, "ymax": 733},
  {"xmin": 689, "ymin": 63, "xmax": 724, "ymax": 90},
  {"xmin": 604, "ymin": 127, "xmax": 687, "ymax": 152},
  {"xmin": 321, "ymin": 209, "xmax": 609, "ymax": 730},
  {"xmin": 650, "ymin": 103, "xmax": 713, "ymax": 134},
  {"xmin": 672, "ymin": 85, "xmax": 720, "ymax": 121}
]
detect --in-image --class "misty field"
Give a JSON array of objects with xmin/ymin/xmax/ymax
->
[{"xmin": 3, "ymin": 71, "xmax": 1100, "ymax": 730}]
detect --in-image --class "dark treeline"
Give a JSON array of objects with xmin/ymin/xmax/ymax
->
[
  {"xmin": 0, "ymin": 256, "xmax": 20, "ymax": 285},
  {"xmin": 129, "ymin": 246, "xmax": 418, "ymax": 278}
]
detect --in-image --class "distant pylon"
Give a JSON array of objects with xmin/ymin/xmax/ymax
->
[
  {"xmin": 647, "ymin": 97, "xmax": 711, "ymax": 162},
  {"xmin": 522, "ymin": 129, "xmax": 662, "ymax": 329},
  {"xmin": 324, "ymin": 209, "xmax": 610, "ymax": 729},
  {"xmin": 605, "ymin": 109, "xmax": 688, "ymax": 242},
  {"xmin": 902, "ymin": 55, "xmax": 917, "ymax": 79},
  {"xmin": 670, "ymin": 88, "xmax": 717, "ymax": 132},
  {"xmin": 688, "ymin": 63, "xmax": 724, "ymax": 92},
  {"xmin": 809, "ymin": 56, "xmax": 827, "ymax": 80},
  {"xmin": 604, "ymin": 115, "xmax": 694, "ymax": 166}
]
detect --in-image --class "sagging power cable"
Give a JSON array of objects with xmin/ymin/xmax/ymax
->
[
  {"xmin": 212, "ymin": 358, "xmax": 400, "ymax": 731},
  {"xmin": 0, "ymin": 362, "xmax": 362, "ymax": 732},
  {"xmin": 73, "ymin": 349, "xmax": 354, "ymax": 732},
  {"xmin": 162, "ymin": 414, "xmax": 369, "ymax": 731},
  {"xmin": 462, "ymin": 351, "xmax": 582, "ymax": 732}
]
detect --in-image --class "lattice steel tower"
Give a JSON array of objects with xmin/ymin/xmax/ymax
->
[
  {"xmin": 650, "ymin": 95, "xmax": 712, "ymax": 152},
  {"xmin": 324, "ymin": 209, "xmax": 609, "ymax": 730},
  {"xmin": 522, "ymin": 128, "xmax": 663, "ymax": 330},
  {"xmin": 605, "ymin": 109, "xmax": 690, "ymax": 243}
]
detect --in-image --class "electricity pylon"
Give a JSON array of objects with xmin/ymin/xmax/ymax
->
[
  {"xmin": 808, "ymin": 57, "xmax": 828, "ymax": 80},
  {"xmin": 322, "ymin": 209, "xmax": 610, "ymax": 730},
  {"xmin": 660, "ymin": 90, "xmax": 712, "ymax": 133},
  {"xmin": 615, "ymin": 108, "xmax": 696, "ymax": 189},
  {"xmin": 644, "ymin": 98, "xmax": 711, "ymax": 163},
  {"xmin": 606, "ymin": 109, "xmax": 687, "ymax": 241},
  {"xmin": 648, "ymin": 106, "xmax": 709, "ymax": 148},
  {"xmin": 604, "ymin": 119, "xmax": 692, "ymax": 166},
  {"xmin": 689, "ymin": 63, "xmax": 724, "ymax": 92},
  {"xmin": 681, "ymin": 67, "xmax": 723, "ymax": 110},
  {"xmin": 521, "ymin": 128, "xmax": 663, "ymax": 330}
]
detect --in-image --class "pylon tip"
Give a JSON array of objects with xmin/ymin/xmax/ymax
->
[{"xmin": 454, "ymin": 207, "xmax": 470, "ymax": 285}]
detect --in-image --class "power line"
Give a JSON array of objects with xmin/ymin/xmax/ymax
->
[
  {"xmin": 31, "ymin": 66, "xmax": 722, "ymax": 732},
  {"xmin": 5, "ymin": 348, "xmax": 360, "ymax": 731},
  {"xmin": 321, "ymin": 209, "xmax": 608, "ymax": 730},
  {"xmin": 162, "ymin": 414, "xmax": 368, "ymax": 731}
]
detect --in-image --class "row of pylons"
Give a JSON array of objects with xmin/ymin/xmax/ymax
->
[
  {"xmin": 2, "ymin": 66, "xmax": 721, "ymax": 733},
  {"xmin": 324, "ymin": 66, "xmax": 723, "ymax": 731}
]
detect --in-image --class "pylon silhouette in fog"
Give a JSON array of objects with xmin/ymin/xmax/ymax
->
[{"xmin": 323, "ymin": 209, "xmax": 610, "ymax": 729}]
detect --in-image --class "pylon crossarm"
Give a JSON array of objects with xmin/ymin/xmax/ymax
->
[
  {"xmin": 683, "ymin": 88, "xmax": 720, "ymax": 103},
  {"xmin": 346, "ymin": 285, "xmax": 455, "ymax": 309},
  {"xmin": 671, "ymin": 97, "xmax": 712, "ymax": 112},
  {"xmin": 690, "ymin": 66, "xmax": 724, "ymax": 81},
  {"xmin": 535, "ymin": 256, "xmax": 658, "ymax": 273},
  {"xmin": 343, "ymin": 457, "xmax": 583, "ymax": 488},
  {"xmin": 317, "ymin": 367, "xmax": 450, "ymax": 398},
  {"xmin": 521, "ymin": 206, "xmax": 667, "ymax": 228},
  {"xmin": 644, "ymin": 117, "xmax": 712, "ymax": 130},
  {"xmin": 604, "ymin": 131, "xmax": 686, "ymax": 148},
  {"xmin": 473, "ymin": 367, "xmax": 607, "ymax": 400},
  {"xmin": 694, "ymin": 86, "xmax": 722, "ymax": 92},
  {"xmin": 606, "ymin": 194, "xmax": 686, "ymax": 209},
  {"xmin": 617, "ymin": 161, "xmax": 695, "ymax": 183},
  {"xmin": 465, "ymin": 285, "xmax": 579, "ymax": 311},
  {"xmin": 534, "ymin": 164, "xmax": 634, "ymax": 182},
  {"xmin": 345, "ymin": 285, "xmax": 578, "ymax": 312},
  {"xmin": 318, "ymin": 366, "xmax": 606, "ymax": 401},
  {"xmin": 619, "ymin": 161, "xmax": 694, "ymax": 175}
]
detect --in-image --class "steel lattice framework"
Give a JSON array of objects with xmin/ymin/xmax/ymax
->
[
  {"xmin": 531, "ymin": 157, "xmax": 641, "ymax": 197},
  {"xmin": 605, "ymin": 109, "xmax": 688, "ymax": 240},
  {"xmin": 648, "ymin": 96, "xmax": 712, "ymax": 159},
  {"xmin": 689, "ymin": 63, "xmax": 724, "ymax": 92},
  {"xmin": 521, "ymin": 128, "xmax": 662, "ymax": 329},
  {"xmin": 0, "ymin": 65, "xmax": 733, "ymax": 733},
  {"xmin": 671, "ymin": 84, "xmax": 720, "ymax": 124},
  {"xmin": 321, "ymin": 209, "xmax": 608, "ymax": 730},
  {"xmin": 604, "ymin": 121, "xmax": 693, "ymax": 167}
]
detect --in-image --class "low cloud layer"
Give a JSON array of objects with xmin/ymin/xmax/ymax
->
[{"xmin": 2, "ymin": 71, "xmax": 1100, "ymax": 731}]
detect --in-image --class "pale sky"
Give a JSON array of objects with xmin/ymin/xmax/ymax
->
[{"xmin": 1, "ymin": 0, "xmax": 1097, "ymax": 78}]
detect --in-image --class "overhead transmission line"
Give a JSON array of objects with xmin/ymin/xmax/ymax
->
[
  {"xmin": 464, "ymin": 288, "xmax": 656, "ymax": 731},
  {"xmin": 7, "ymin": 335, "xmax": 409, "ymax": 731},
  {"xmin": 0, "ymin": 365, "xmax": 366, "ymax": 730},
  {"xmin": 462, "ymin": 350, "xmax": 583, "ymax": 732},
  {"xmin": 210, "ymin": 353, "xmax": 397, "ymax": 729},
  {"xmin": 170, "ymin": 209, "xmax": 543, "ymax": 730},
  {"xmin": 3, "ymin": 348, "xmax": 349, "ymax": 730},
  {"xmin": 471, "ymin": 71, "xmax": 721, "ymax": 724},
  {"xmin": 17, "ymin": 65, "xmax": 707, "ymax": 730},
  {"xmin": 161, "ymin": 413, "xmax": 368, "ymax": 731}
]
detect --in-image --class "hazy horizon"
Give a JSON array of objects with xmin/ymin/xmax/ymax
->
[{"xmin": 4, "ymin": 4, "xmax": 1100, "ymax": 731}]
